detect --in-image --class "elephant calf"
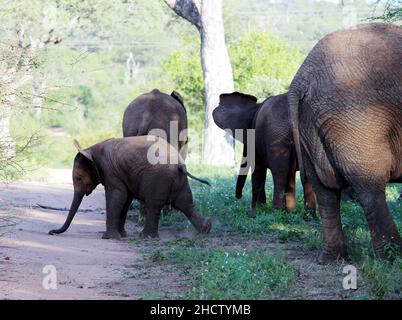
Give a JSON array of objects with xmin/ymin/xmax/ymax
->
[
  {"xmin": 122, "ymin": 89, "xmax": 188, "ymax": 215},
  {"xmin": 49, "ymin": 136, "xmax": 212, "ymax": 239},
  {"xmin": 122, "ymin": 88, "xmax": 188, "ymax": 159},
  {"xmin": 213, "ymin": 92, "xmax": 316, "ymax": 216}
]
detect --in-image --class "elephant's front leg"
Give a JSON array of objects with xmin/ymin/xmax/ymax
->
[
  {"xmin": 119, "ymin": 194, "xmax": 133, "ymax": 238},
  {"xmin": 140, "ymin": 204, "xmax": 163, "ymax": 238},
  {"xmin": 103, "ymin": 187, "xmax": 128, "ymax": 240}
]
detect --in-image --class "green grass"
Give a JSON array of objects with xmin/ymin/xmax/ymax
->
[
  {"xmin": 146, "ymin": 239, "xmax": 295, "ymax": 300},
  {"xmin": 183, "ymin": 165, "xmax": 402, "ymax": 299},
  {"xmin": 129, "ymin": 164, "xmax": 401, "ymax": 299}
]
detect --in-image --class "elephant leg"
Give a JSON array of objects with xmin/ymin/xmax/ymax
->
[
  {"xmin": 119, "ymin": 194, "xmax": 133, "ymax": 238},
  {"xmin": 271, "ymin": 170, "xmax": 287, "ymax": 211},
  {"xmin": 103, "ymin": 187, "xmax": 128, "ymax": 240},
  {"xmin": 356, "ymin": 188, "xmax": 402, "ymax": 259},
  {"xmin": 140, "ymin": 204, "xmax": 163, "ymax": 238},
  {"xmin": 172, "ymin": 181, "xmax": 211, "ymax": 234},
  {"xmin": 302, "ymin": 179, "xmax": 317, "ymax": 219},
  {"xmin": 303, "ymin": 151, "xmax": 347, "ymax": 264},
  {"xmin": 285, "ymin": 169, "xmax": 296, "ymax": 212},
  {"xmin": 251, "ymin": 165, "xmax": 267, "ymax": 215}
]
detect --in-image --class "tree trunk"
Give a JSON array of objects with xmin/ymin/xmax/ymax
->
[
  {"xmin": 163, "ymin": 0, "xmax": 235, "ymax": 165},
  {"xmin": 0, "ymin": 106, "xmax": 16, "ymax": 161},
  {"xmin": 200, "ymin": 0, "xmax": 234, "ymax": 165}
]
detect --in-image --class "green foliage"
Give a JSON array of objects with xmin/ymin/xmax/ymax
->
[
  {"xmin": 229, "ymin": 31, "xmax": 304, "ymax": 99},
  {"xmin": 162, "ymin": 35, "xmax": 205, "ymax": 147}
]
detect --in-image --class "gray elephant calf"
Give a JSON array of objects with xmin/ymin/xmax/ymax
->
[
  {"xmin": 213, "ymin": 92, "xmax": 316, "ymax": 216},
  {"xmin": 49, "ymin": 136, "xmax": 211, "ymax": 239},
  {"xmin": 123, "ymin": 89, "xmax": 188, "ymax": 159}
]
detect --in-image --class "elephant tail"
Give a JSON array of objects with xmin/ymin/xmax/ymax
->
[
  {"xmin": 178, "ymin": 164, "xmax": 210, "ymax": 186},
  {"xmin": 288, "ymin": 87, "xmax": 305, "ymax": 181}
]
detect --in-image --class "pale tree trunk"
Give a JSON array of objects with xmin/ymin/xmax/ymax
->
[
  {"xmin": 0, "ymin": 106, "xmax": 16, "ymax": 160},
  {"xmin": 163, "ymin": 0, "xmax": 235, "ymax": 165}
]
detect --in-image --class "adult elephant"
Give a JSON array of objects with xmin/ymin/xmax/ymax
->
[
  {"xmin": 213, "ymin": 92, "xmax": 316, "ymax": 216},
  {"xmin": 123, "ymin": 89, "xmax": 188, "ymax": 159},
  {"xmin": 289, "ymin": 23, "xmax": 402, "ymax": 264}
]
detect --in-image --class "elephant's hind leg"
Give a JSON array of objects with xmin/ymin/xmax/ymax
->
[
  {"xmin": 172, "ymin": 181, "xmax": 211, "ymax": 234},
  {"xmin": 271, "ymin": 170, "xmax": 288, "ymax": 211},
  {"xmin": 303, "ymin": 151, "xmax": 348, "ymax": 264},
  {"xmin": 356, "ymin": 187, "xmax": 402, "ymax": 259},
  {"xmin": 302, "ymin": 180, "xmax": 317, "ymax": 219},
  {"xmin": 251, "ymin": 164, "xmax": 267, "ymax": 208},
  {"xmin": 285, "ymin": 169, "xmax": 296, "ymax": 212}
]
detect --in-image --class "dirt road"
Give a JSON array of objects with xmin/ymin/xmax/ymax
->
[
  {"xmin": 0, "ymin": 170, "xmax": 144, "ymax": 299},
  {"xmin": 0, "ymin": 170, "xmax": 371, "ymax": 300}
]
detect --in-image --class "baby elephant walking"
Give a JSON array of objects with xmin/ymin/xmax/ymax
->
[{"xmin": 49, "ymin": 136, "xmax": 212, "ymax": 239}]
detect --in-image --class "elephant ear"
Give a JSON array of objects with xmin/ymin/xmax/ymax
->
[
  {"xmin": 74, "ymin": 139, "xmax": 93, "ymax": 162},
  {"xmin": 171, "ymin": 90, "xmax": 186, "ymax": 112},
  {"xmin": 212, "ymin": 92, "xmax": 259, "ymax": 142}
]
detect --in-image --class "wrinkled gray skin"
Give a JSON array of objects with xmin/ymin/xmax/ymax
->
[
  {"xmin": 48, "ymin": 136, "xmax": 211, "ymax": 239},
  {"xmin": 122, "ymin": 89, "xmax": 188, "ymax": 215},
  {"xmin": 289, "ymin": 23, "xmax": 402, "ymax": 264},
  {"xmin": 213, "ymin": 92, "xmax": 316, "ymax": 217},
  {"xmin": 123, "ymin": 89, "xmax": 188, "ymax": 159}
]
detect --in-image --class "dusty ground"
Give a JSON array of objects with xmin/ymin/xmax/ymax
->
[
  {"xmin": 0, "ymin": 169, "xmax": 370, "ymax": 300},
  {"xmin": 0, "ymin": 170, "xmax": 198, "ymax": 299}
]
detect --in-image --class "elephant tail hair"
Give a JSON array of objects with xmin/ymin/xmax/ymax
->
[
  {"xmin": 178, "ymin": 164, "xmax": 210, "ymax": 186},
  {"xmin": 288, "ymin": 88, "xmax": 305, "ymax": 181}
]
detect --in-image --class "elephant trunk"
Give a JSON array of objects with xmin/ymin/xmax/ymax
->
[{"xmin": 48, "ymin": 192, "xmax": 84, "ymax": 235}]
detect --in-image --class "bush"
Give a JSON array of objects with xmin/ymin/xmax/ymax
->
[{"xmin": 229, "ymin": 30, "xmax": 304, "ymax": 99}]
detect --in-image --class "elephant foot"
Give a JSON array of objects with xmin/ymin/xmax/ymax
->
[
  {"xmin": 197, "ymin": 218, "xmax": 212, "ymax": 234},
  {"xmin": 119, "ymin": 229, "xmax": 128, "ymax": 238},
  {"xmin": 139, "ymin": 230, "xmax": 159, "ymax": 238},
  {"xmin": 317, "ymin": 246, "xmax": 348, "ymax": 264},
  {"xmin": 102, "ymin": 230, "xmax": 121, "ymax": 240}
]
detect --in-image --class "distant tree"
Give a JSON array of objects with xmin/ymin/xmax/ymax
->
[
  {"xmin": 163, "ymin": 0, "xmax": 235, "ymax": 165},
  {"xmin": 0, "ymin": 1, "xmax": 91, "ymax": 178}
]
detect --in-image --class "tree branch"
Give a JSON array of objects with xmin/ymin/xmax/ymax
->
[{"xmin": 163, "ymin": 0, "xmax": 202, "ymax": 30}]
